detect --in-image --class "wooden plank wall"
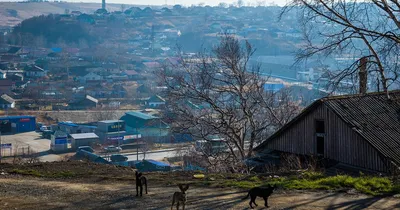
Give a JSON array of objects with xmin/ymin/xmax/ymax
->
[{"xmin": 266, "ymin": 104, "xmax": 387, "ymax": 172}]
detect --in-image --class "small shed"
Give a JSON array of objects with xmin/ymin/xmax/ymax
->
[
  {"xmin": 134, "ymin": 159, "xmax": 171, "ymax": 172},
  {"xmin": 70, "ymin": 133, "xmax": 99, "ymax": 149},
  {"xmin": 51, "ymin": 130, "xmax": 70, "ymax": 153}
]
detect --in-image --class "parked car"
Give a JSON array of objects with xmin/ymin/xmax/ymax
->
[
  {"xmin": 40, "ymin": 126, "xmax": 51, "ymax": 132},
  {"xmin": 110, "ymin": 154, "xmax": 128, "ymax": 162},
  {"xmin": 77, "ymin": 146, "xmax": 94, "ymax": 153},
  {"xmin": 104, "ymin": 146, "xmax": 122, "ymax": 153}
]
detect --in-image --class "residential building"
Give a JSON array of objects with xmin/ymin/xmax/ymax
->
[
  {"xmin": 0, "ymin": 94, "xmax": 15, "ymax": 109},
  {"xmin": 0, "ymin": 70, "xmax": 6, "ymax": 79},
  {"xmin": 254, "ymin": 91, "xmax": 400, "ymax": 174},
  {"xmin": 0, "ymin": 79, "xmax": 15, "ymax": 94},
  {"xmin": 79, "ymin": 72, "xmax": 103, "ymax": 84},
  {"xmin": 122, "ymin": 70, "xmax": 138, "ymax": 79},
  {"xmin": 69, "ymin": 95, "xmax": 98, "ymax": 110},
  {"xmin": 25, "ymin": 65, "xmax": 46, "ymax": 78},
  {"xmin": 146, "ymin": 95, "xmax": 166, "ymax": 108}
]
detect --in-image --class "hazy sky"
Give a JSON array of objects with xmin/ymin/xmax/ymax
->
[{"xmin": 65, "ymin": 0, "xmax": 288, "ymax": 6}]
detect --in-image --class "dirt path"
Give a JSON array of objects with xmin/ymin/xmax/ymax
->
[{"xmin": 0, "ymin": 177, "xmax": 398, "ymax": 210}]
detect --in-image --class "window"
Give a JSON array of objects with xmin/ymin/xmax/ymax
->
[
  {"xmin": 317, "ymin": 136, "xmax": 324, "ymax": 155},
  {"xmin": 315, "ymin": 120, "xmax": 325, "ymax": 133},
  {"xmin": 315, "ymin": 120, "xmax": 325, "ymax": 155}
]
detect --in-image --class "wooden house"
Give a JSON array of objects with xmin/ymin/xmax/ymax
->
[
  {"xmin": 69, "ymin": 95, "xmax": 98, "ymax": 110},
  {"xmin": 254, "ymin": 91, "xmax": 400, "ymax": 174}
]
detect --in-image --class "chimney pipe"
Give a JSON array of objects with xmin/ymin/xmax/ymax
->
[{"xmin": 359, "ymin": 57, "xmax": 368, "ymax": 94}]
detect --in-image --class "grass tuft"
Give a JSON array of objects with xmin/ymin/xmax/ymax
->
[
  {"xmin": 217, "ymin": 171, "xmax": 400, "ymax": 196},
  {"xmin": 11, "ymin": 169, "xmax": 43, "ymax": 177},
  {"xmin": 10, "ymin": 169, "xmax": 77, "ymax": 178}
]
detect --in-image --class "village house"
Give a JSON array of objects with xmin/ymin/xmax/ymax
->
[
  {"xmin": 0, "ymin": 70, "xmax": 6, "ymax": 79},
  {"xmin": 0, "ymin": 79, "xmax": 15, "ymax": 95},
  {"xmin": 0, "ymin": 94, "xmax": 15, "ymax": 109},
  {"xmin": 79, "ymin": 72, "xmax": 103, "ymax": 84},
  {"xmin": 254, "ymin": 91, "xmax": 400, "ymax": 174},
  {"xmin": 122, "ymin": 70, "xmax": 138, "ymax": 79},
  {"xmin": 68, "ymin": 95, "xmax": 98, "ymax": 110},
  {"xmin": 24, "ymin": 65, "xmax": 46, "ymax": 78},
  {"xmin": 142, "ymin": 61, "xmax": 161, "ymax": 72},
  {"xmin": 146, "ymin": 95, "xmax": 166, "ymax": 108}
]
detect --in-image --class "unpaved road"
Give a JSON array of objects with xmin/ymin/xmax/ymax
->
[{"xmin": 0, "ymin": 176, "xmax": 398, "ymax": 210}]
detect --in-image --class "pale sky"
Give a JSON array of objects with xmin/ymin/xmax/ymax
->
[{"xmin": 65, "ymin": 0, "xmax": 287, "ymax": 7}]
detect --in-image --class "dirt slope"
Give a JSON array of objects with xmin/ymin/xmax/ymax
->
[
  {"xmin": 0, "ymin": 162, "xmax": 398, "ymax": 209},
  {"xmin": 0, "ymin": 176, "xmax": 398, "ymax": 209}
]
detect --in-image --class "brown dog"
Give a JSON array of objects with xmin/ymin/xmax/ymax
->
[{"xmin": 171, "ymin": 184, "xmax": 189, "ymax": 210}]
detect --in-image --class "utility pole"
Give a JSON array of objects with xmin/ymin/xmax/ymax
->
[
  {"xmin": 136, "ymin": 141, "xmax": 139, "ymax": 161},
  {"xmin": 0, "ymin": 131, "xmax": 2, "ymax": 163}
]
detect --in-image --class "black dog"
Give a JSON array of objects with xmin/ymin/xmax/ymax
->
[
  {"xmin": 242, "ymin": 184, "xmax": 276, "ymax": 208},
  {"xmin": 135, "ymin": 171, "xmax": 148, "ymax": 196}
]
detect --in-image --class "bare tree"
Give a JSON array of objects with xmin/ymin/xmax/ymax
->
[
  {"xmin": 160, "ymin": 36, "xmax": 300, "ymax": 172},
  {"xmin": 92, "ymin": 107, "xmax": 118, "ymax": 121},
  {"xmin": 139, "ymin": 138, "xmax": 154, "ymax": 160},
  {"xmin": 283, "ymin": 0, "xmax": 400, "ymax": 97}
]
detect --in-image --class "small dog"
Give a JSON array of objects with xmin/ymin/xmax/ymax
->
[
  {"xmin": 135, "ymin": 171, "xmax": 147, "ymax": 196},
  {"xmin": 242, "ymin": 184, "xmax": 276, "ymax": 208},
  {"xmin": 171, "ymin": 184, "xmax": 189, "ymax": 210}
]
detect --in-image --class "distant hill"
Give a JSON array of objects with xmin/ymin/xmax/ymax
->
[{"xmin": 0, "ymin": 2, "xmax": 138, "ymax": 27}]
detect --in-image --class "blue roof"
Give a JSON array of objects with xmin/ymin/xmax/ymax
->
[
  {"xmin": 59, "ymin": 122, "xmax": 78, "ymax": 127},
  {"xmin": 75, "ymin": 150, "xmax": 109, "ymax": 164},
  {"xmin": 263, "ymin": 83, "xmax": 284, "ymax": 92},
  {"xmin": 145, "ymin": 159, "xmax": 170, "ymax": 167},
  {"xmin": 125, "ymin": 111, "xmax": 158, "ymax": 120},
  {"xmin": 99, "ymin": 120, "xmax": 124, "ymax": 123},
  {"xmin": 0, "ymin": 116, "xmax": 35, "ymax": 120},
  {"xmin": 59, "ymin": 122, "xmax": 97, "ymax": 129},
  {"xmin": 51, "ymin": 48, "xmax": 62, "ymax": 53}
]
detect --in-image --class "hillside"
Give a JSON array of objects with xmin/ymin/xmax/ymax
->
[
  {"xmin": 0, "ymin": 2, "xmax": 134, "ymax": 27},
  {"xmin": 0, "ymin": 161, "xmax": 399, "ymax": 209}
]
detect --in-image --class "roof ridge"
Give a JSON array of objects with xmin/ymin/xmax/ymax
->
[{"xmin": 320, "ymin": 90, "xmax": 400, "ymax": 101}]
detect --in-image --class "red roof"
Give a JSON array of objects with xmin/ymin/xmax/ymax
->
[{"xmin": 124, "ymin": 70, "xmax": 138, "ymax": 76}]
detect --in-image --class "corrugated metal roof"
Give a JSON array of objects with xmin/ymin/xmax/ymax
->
[
  {"xmin": 145, "ymin": 159, "xmax": 170, "ymax": 167},
  {"xmin": 255, "ymin": 90, "xmax": 400, "ymax": 167},
  {"xmin": 98, "ymin": 120, "xmax": 124, "ymax": 123},
  {"xmin": 0, "ymin": 94, "xmax": 14, "ymax": 104},
  {"xmin": 70, "ymin": 133, "xmax": 99, "ymax": 139},
  {"xmin": 124, "ymin": 111, "xmax": 158, "ymax": 120},
  {"xmin": 323, "ymin": 91, "xmax": 400, "ymax": 167},
  {"xmin": 0, "ymin": 115, "xmax": 35, "ymax": 120}
]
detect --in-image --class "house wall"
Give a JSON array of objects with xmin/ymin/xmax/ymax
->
[
  {"xmin": 148, "ymin": 102, "xmax": 165, "ymax": 107},
  {"xmin": 264, "ymin": 104, "xmax": 388, "ymax": 172},
  {"xmin": 72, "ymin": 138, "xmax": 99, "ymax": 149},
  {"xmin": 0, "ymin": 103, "xmax": 14, "ymax": 109}
]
